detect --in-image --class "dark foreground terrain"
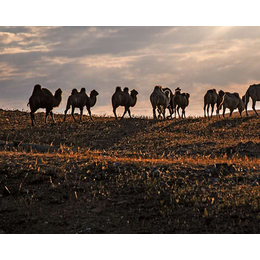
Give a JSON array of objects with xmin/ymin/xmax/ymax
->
[{"xmin": 0, "ymin": 109, "xmax": 260, "ymax": 233}]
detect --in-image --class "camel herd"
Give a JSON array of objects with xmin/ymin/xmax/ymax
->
[{"xmin": 27, "ymin": 83, "xmax": 260, "ymax": 126}]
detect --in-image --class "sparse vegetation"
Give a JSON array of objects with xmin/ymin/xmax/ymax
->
[{"xmin": 0, "ymin": 109, "xmax": 259, "ymax": 233}]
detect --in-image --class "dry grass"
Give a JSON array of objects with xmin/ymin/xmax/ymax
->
[{"xmin": 0, "ymin": 109, "xmax": 259, "ymax": 233}]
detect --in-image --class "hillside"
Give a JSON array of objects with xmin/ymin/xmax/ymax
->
[{"xmin": 0, "ymin": 109, "xmax": 260, "ymax": 233}]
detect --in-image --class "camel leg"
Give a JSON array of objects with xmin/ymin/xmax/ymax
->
[
  {"xmin": 113, "ymin": 106, "xmax": 118, "ymax": 120},
  {"xmin": 177, "ymin": 106, "xmax": 181, "ymax": 118},
  {"xmin": 183, "ymin": 108, "xmax": 186, "ymax": 118},
  {"xmin": 45, "ymin": 108, "xmax": 51, "ymax": 124},
  {"xmin": 127, "ymin": 108, "xmax": 132, "ymax": 118},
  {"xmin": 79, "ymin": 107, "xmax": 84, "ymax": 122},
  {"xmin": 174, "ymin": 107, "xmax": 177, "ymax": 118},
  {"xmin": 229, "ymin": 109, "xmax": 234, "ymax": 117},
  {"xmin": 153, "ymin": 107, "xmax": 157, "ymax": 119},
  {"xmin": 206, "ymin": 104, "xmax": 210, "ymax": 118},
  {"xmin": 30, "ymin": 108, "xmax": 37, "ymax": 126},
  {"xmin": 204, "ymin": 104, "xmax": 207, "ymax": 118},
  {"xmin": 30, "ymin": 112, "xmax": 35, "ymax": 126},
  {"xmin": 121, "ymin": 106, "xmax": 129, "ymax": 120},
  {"xmin": 239, "ymin": 108, "xmax": 243, "ymax": 117},
  {"xmin": 211, "ymin": 103, "xmax": 215, "ymax": 118},
  {"xmin": 71, "ymin": 106, "xmax": 77, "ymax": 122},
  {"xmin": 223, "ymin": 106, "xmax": 226, "ymax": 118},
  {"xmin": 50, "ymin": 111, "xmax": 55, "ymax": 124},
  {"xmin": 252, "ymin": 99, "xmax": 259, "ymax": 116},
  {"xmin": 87, "ymin": 107, "xmax": 93, "ymax": 121},
  {"xmin": 64, "ymin": 105, "xmax": 70, "ymax": 122},
  {"xmin": 162, "ymin": 108, "xmax": 166, "ymax": 120},
  {"xmin": 245, "ymin": 97, "xmax": 249, "ymax": 116}
]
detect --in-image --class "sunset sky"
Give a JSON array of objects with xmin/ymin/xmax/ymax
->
[{"xmin": 0, "ymin": 26, "xmax": 260, "ymax": 117}]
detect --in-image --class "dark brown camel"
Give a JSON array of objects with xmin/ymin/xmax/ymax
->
[
  {"xmin": 64, "ymin": 88, "xmax": 99, "ymax": 122},
  {"xmin": 28, "ymin": 84, "xmax": 62, "ymax": 126},
  {"xmin": 112, "ymin": 86, "xmax": 138, "ymax": 120}
]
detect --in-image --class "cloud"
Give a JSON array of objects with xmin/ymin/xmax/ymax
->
[{"xmin": 0, "ymin": 26, "xmax": 260, "ymax": 116}]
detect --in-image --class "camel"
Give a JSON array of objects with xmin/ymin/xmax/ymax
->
[
  {"xmin": 242, "ymin": 84, "xmax": 260, "ymax": 116},
  {"xmin": 64, "ymin": 88, "xmax": 87, "ymax": 122},
  {"xmin": 150, "ymin": 86, "xmax": 170, "ymax": 119},
  {"xmin": 204, "ymin": 89, "xmax": 218, "ymax": 118},
  {"xmin": 218, "ymin": 92, "xmax": 244, "ymax": 117},
  {"xmin": 28, "ymin": 84, "xmax": 62, "ymax": 126},
  {"xmin": 64, "ymin": 88, "xmax": 99, "ymax": 122},
  {"xmin": 112, "ymin": 86, "xmax": 138, "ymax": 120},
  {"xmin": 174, "ymin": 89, "xmax": 190, "ymax": 118}
]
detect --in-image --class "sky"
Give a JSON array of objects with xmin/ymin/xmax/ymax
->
[{"xmin": 0, "ymin": 26, "xmax": 260, "ymax": 117}]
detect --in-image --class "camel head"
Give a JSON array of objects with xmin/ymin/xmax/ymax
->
[
  {"xmin": 186, "ymin": 93, "xmax": 190, "ymax": 99},
  {"xmin": 90, "ymin": 89, "xmax": 99, "ymax": 97},
  {"xmin": 131, "ymin": 89, "xmax": 138, "ymax": 97},
  {"xmin": 80, "ymin": 88, "xmax": 86, "ymax": 94},
  {"xmin": 219, "ymin": 90, "xmax": 225, "ymax": 97}
]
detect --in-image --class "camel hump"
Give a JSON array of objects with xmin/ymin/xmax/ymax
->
[
  {"xmin": 250, "ymin": 83, "xmax": 260, "ymax": 88},
  {"xmin": 80, "ymin": 88, "xmax": 86, "ymax": 94},
  {"xmin": 71, "ymin": 88, "xmax": 78, "ymax": 95},
  {"xmin": 41, "ymin": 88, "xmax": 53, "ymax": 97},
  {"xmin": 233, "ymin": 92, "xmax": 240, "ymax": 99},
  {"xmin": 32, "ymin": 84, "xmax": 42, "ymax": 95},
  {"xmin": 207, "ymin": 89, "xmax": 215, "ymax": 94},
  {"xmin": 123, "ymin": 87, "xmax": 129, "ymax": 93},
  {"xmin": 115, "ymin": 86, "xmax": 122, "ymax": 92},
  {"xmin": 154, "ymin": 85, "xmax": 163, "ymax": 92}
]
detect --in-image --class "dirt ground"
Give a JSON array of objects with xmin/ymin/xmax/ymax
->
[{"xmin": 0, "ymin": 110, "xmax": 260, "ymax": 233}]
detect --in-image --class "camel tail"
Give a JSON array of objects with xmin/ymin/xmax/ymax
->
[{"xmin": 218, "ymin": 94, "xmax": 226, "ymax": 111}]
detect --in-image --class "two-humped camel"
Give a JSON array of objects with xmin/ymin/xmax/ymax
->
[
  {"xmin": 218, "ymin": 92, "xmax": 244, "ymax": 117},
  {"xmin": 112, "ymin": 86, "xmax": 138, "ymax": 120},
  {"xmin": 64, "ymin": 88, "xmax": 99, "ymax": 122},
  {"xmin": 174, "ymin": 88, "xmax": 190, "ymax": 118},
  {"xmin": 242, "ymin": 84, "xmax": 260, "ymax": 116},
  {"xmin": 28, "ymin": 84, "xmax": 62, "ymax": 126},
  {"xmin": 150, "ymin": 86, "xmax": 170, "ymax": 119}
]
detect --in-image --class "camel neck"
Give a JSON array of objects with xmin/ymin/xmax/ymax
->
[
  {"xmin": 53, "ymin": 95, "xmax": 62, "ymax": 107},
  {"xmin": 89, "ymin": 95, "xmax": 97, "ymax": 107},
  {"xmin": 130, "ymin": 94, "xmax": 137, "ymax": 107}
]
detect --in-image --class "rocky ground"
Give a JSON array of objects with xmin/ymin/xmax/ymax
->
[{"xmin": 0, "ymin": 109, "xmax": 259, "ymax": 233}]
